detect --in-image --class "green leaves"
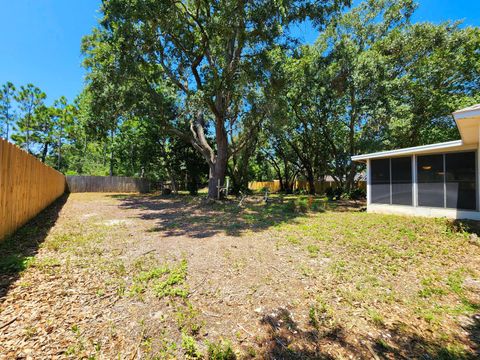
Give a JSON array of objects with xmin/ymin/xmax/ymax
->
[{"xmin": 0, "ymin": 82, "xmax": 16, "ymax": 141}]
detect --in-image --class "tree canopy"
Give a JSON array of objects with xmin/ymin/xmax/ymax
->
[{"xmin": 1, "ymin": 0, "xmax": 479, "ymax": 197}]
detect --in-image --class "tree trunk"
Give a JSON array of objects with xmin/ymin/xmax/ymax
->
[
  {"xmin": 207, "ymin": 117, "xmax": 228, "ymax": 199},
  {"xmin": 109, "ymin": 129, "xmax": 114, "ymax": 177},
  {"xmin": 170, "ymin": 173, "xmax": 178, "ymax": 194},
  {"xmin": 306, "ymin": 167, "xmax": 316, "ymax": 195},
  {"xmin": 41, "ymin": 142, "xmax": 49, "ymax": 163},
  {"xmin": 26, "ymin": 114, "xmax": 30, "ymax": 153},
  {"xmin": 57, "ymin": 137, "xmax": 62, "ymax": 170},
  {"xmin": 109, "ymin": 150, "xmax": 114, "ymax": 176},
  {"xmin": 208, "ymin": 159, "xmax": 227, "ymax": 199},
  {"xmin": 208, "ymin": 164, "xmax": 220, "ymax": 199}
]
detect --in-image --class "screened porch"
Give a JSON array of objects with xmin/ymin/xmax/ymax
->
[{"xmin": 370, "ymin": 151, "xmax": 477, "ymax": 211}]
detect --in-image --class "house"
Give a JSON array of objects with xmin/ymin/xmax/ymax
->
[{"xmin": 351, "ymin": 104, "xmax": 480, "ymax": 220}]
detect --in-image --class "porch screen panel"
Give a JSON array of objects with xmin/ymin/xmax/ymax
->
[
  {"xmin": 371, "ymin": 158, "xmax": 390, "ymax": 204},
  {"xmin": 391, "ymin": 157, "xmax": 412, "ymax": 205},
  {"xmin": 445, "ymin": 152, "xmax": 476, "ymax": 210},
  {"xmin": 417, "ymin": 154, "xmax": 444, "ymax": 208}
]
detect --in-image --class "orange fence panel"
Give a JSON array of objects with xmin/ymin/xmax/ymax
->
[
  {"xmin": 0, "ymin": 139, "xmax": 66, "ymax": 241},
  {"xmin": 248, "ymin": 179, "xmax": 366, "ymax": 193}
]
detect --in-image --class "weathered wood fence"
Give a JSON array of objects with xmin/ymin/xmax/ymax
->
[
  {"xmin": 248, "ymin": 180, "xmax": 366, "ymax": 193},
  {"xmin": 0, "ymin": 138, "xmax": 66, "ymax": 241},
  {"xmin": 66, "ymin": 175, "xmax": 150, "ymax": 193}
]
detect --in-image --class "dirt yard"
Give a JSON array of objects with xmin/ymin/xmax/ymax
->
[{"xmin": 0, "ymin": 193, "xmax": 479, "ymax": 359}]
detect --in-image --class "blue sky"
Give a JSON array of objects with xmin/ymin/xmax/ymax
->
[{"xmin": 1, "ymin": 0, "xmax": 479, "ymax": 104}]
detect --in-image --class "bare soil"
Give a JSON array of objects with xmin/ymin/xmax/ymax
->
[{"xmin": 0, "ymin": 193, "xmax": 479, "ymax": 359}]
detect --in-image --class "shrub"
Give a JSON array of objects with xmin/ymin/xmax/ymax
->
[
  {"xmin": 187, "ymin": 180, "xmax": 199, "ymax": 195},
  {"xmin": 297, "ymin": 198, "xmax": 309, "ymax": 213},
  {"xmin": 347, "ymin": 188, "xmax": 366, "ymax": 200},
  {"xmin": 325, "ymin": 187, "xmax": 335, "ymax": 200},
  {"xmin": 325, "ymin": 187, "xmax": 343, "ymax": 201}
]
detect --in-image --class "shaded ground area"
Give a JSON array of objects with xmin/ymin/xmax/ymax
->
[{"xmin": 0, "ymin": 192, "xmax": 479, "ymax": 359}]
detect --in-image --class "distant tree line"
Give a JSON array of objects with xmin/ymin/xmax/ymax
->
[
  {"xmin": 1, "ymin": 0, "xmax": 479, "ymax": 198},
  {"xmin": 0, "ymin": 83, "xmax": 208, "ymax": 192}
]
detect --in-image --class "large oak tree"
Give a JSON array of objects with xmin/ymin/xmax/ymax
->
[{"xmin": 83, "ymin": 0, "xmax": 349, "ymax": 198}]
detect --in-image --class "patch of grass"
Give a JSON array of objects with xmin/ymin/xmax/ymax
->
[
  {"xmin": 42, "ymin": 224, "xmax": 106, "ymax": 256},
  {"xmin": 446, "ymin": 269, "xmax": 465, "ymax": 295},
  {"xmin": 375, "ymin": 338, "xmax": 395, "ymax": 353},
  {"xmin": 306, "ymin": 244, "xmax": 320, "ymax": 257},
  {"xmin": 329, "ymin": 260, "xmax": 348, "ymax": 278},
  {"xmin": 367, "ymin": 308, "xmax": 384, "ymax": 326},
  {"xmin": 207, "ymin": 340, "xmax": 236, "ymax": 360},
  {"xmin": 418, "ymin": 277, "xmax": 447, "ymax": 298},
  {"xmin": 434, "ymin": 344, "xmax": 471, "ymax": 360},
  {"xmin": 308, "ymin": 298, "xmax": 333, "ymax": 331},
  {"xmin": 30, "ymin": 257, "xmax": 61, "ymax": 269},
  {"xmin": 129, "ymin": 259, "xmax": 189, "ymax": 299},
  {"xmin": 286, "ymin": 235, "xmax": 301, "ymax": 245},
  {"xmin": 299, "ymin": 265, "xmax": 315, "ymax": 278},
  {"xmin": 0, "ymin": 254, "xmax": 33, "ymax": 273}
]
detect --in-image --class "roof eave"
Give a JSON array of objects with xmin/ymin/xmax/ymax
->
[{"xmin": 351, "ymin": 140, "xmax": 464, "ymax": 162}]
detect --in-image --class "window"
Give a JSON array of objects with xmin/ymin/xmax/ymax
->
[
  {"xmin": 445, "ymin": 152, "xmax": 476, "ymax": 210},
  {"xmin": 371, "ymin": 158, "xmax": 390, "ymax": 204},
  {"xmin": 417, "ymin": 155, "xmax": 445, "ymax": 208},
  {"xmin": 370, "ymin": 152, "xmax": 476, "ymax": 210},
  {"xmin": 417, "ymin": 152, "xmax": 476, "ymax": 210},
  {"xmin": 371, "ymin": 157, "xmax": 412, "ymax": 206},
  {"xmin": 391, "ymin": 157, "xmax": 412, "ymax": 205}
]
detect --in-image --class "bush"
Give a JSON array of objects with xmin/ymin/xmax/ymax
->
[
  {"xmin": 325, "ymin": 187, "xmax": 335, "ymax": 200},
  {"xmin": 297, "ymin": 198, "xmax": 309, "ymax": 213},
  {"xmin": 334, "ymin": 187, "xmax": 344, "ymax": 200},
  {"xmin": 325, "ymin": 187, "xmax": 343, "ymax": 201},
  {"xmin": 187, "ymin": 180, "xmax": 199, "ymax": 196},
  {"xmin": 347, "ymin": 188, "xmax": 366, "ymax": 200}
]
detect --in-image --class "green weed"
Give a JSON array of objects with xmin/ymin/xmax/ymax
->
[
  {"xmin": 181, "ymin": 333, "xmax": 201, "ymax": 359},
  {"xmin": 306, "ymin": 244, "xmax": 320, "ymax": 257},
  {"xmin": 0, "ymin": 254, "xmax": 33, "ymax": 273},
  {"xmin": 207, "ymin": 340, "xmax": 236, "ymax": 360}
]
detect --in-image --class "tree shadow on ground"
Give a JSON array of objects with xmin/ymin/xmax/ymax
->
[
  {"xmin": 110, "ymin": 194, "xmax": 353, "ymax": 238},
  {"xmin": 449, "ymin": 219, "xmax": 480, "ymax": 237},
  {"xmin": 258, "ymin": 308, "xmax": 480, "ymax": 359},
  {"xmin": 0, "ymin": 194, "xmax": 68, "ymax": 303}
]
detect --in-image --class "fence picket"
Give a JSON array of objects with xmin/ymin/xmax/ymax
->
[
  {"xmin": 0, "ymin": 138, "xmax": 66, "ymax": 241},
  {"xmin": 66, "ymin": 175, "xmax": 150, "ymax": 193},
  {"xmin": 248, "ymin": 180, "xmax": 366, "ymax": 193}
]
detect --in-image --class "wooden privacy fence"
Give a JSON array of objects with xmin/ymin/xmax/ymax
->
[
  {"xmin": 0, "ymin": 138, "xmax": 66, "ymax": 241},
  {"xmin": 66, "ymin": 175, "xmax": 150, "ymax": 193},
  {"xmin": 249, "ymin": 180, "xmax": 366, "ymax": 193}
]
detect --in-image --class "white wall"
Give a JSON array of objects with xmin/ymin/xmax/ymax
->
[{"xmin": 367, "ymin": 203, "xmax": 480, "ymax": 220}]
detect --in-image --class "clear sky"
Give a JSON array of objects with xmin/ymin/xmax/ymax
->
[{"xmin": 1, "ymin": 0, "xmax": 479, "ymax": 104}]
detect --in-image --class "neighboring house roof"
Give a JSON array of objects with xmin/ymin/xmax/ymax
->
[
  {"xmin": 352, "ymin": 104, "xmax": 480, "ymax": 162},
  {"xmin": 323, "ymin": 174, "xmax": 365, "ymax": 182}
]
